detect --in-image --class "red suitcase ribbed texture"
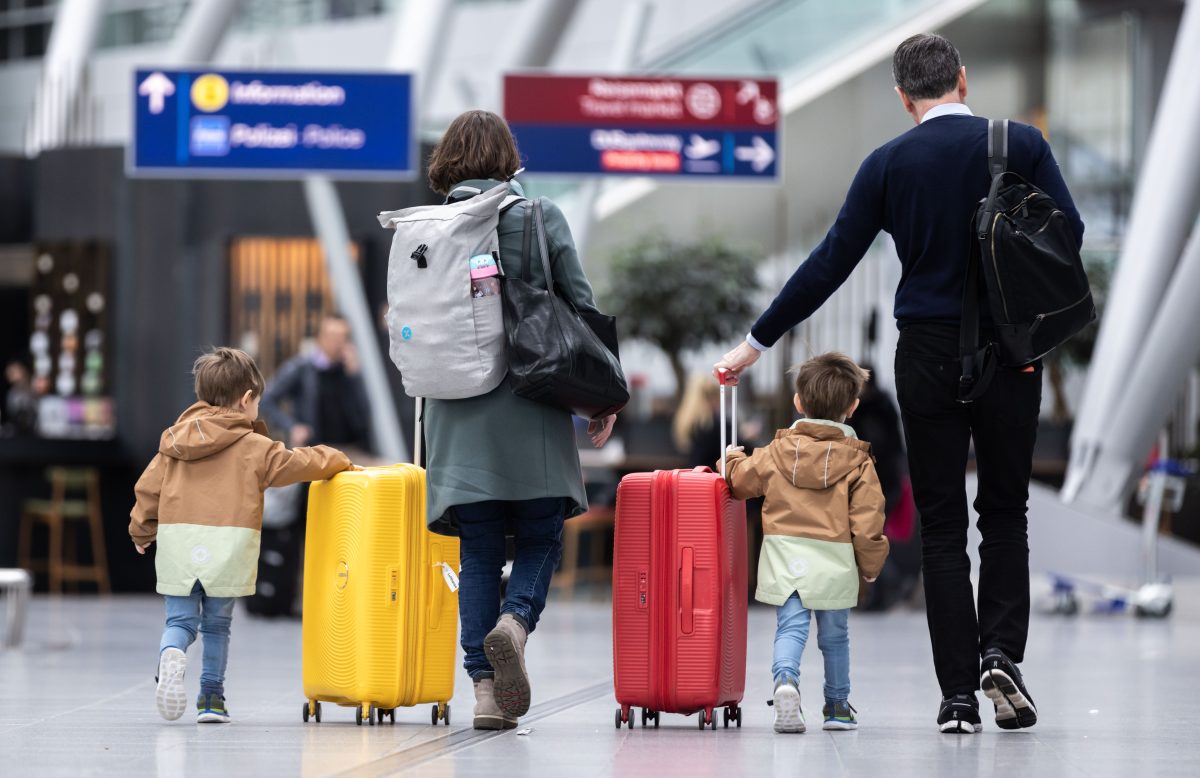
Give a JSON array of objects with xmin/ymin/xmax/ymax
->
[{"xmin": 612, "ymin": 466, "xmax": 747, "ymax": 728}]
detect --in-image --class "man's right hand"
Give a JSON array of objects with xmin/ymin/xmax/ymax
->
[
  {"xmin": 290, "ymin": 424, "xmax": 312, "ymax": 448},
  {"xmin": 713, "ymin": 340, "xmax": 763, "ymax": 385}
]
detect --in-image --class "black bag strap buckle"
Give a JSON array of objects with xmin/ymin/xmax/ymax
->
[{"xmin": 410, "ymin": 243, "xmax": 428, "ymax": 269}]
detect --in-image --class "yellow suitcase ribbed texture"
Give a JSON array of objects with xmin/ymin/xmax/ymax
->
[{"xmin": 301, "ymin": 464, "xmax": 459, "ymax": 725}]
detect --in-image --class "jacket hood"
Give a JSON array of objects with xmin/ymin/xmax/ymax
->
[
  {"xmin": 768, "ymin": 421, "xmax": 872, "ymax": 490},
  {"xmin": 158, "ymin": 402, "xmax": 267, "ymax": 461}
]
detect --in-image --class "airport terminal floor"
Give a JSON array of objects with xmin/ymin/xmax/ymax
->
[{"xmin": 3, "ymin": 581, "xmax": 1198, "ymax": 777}]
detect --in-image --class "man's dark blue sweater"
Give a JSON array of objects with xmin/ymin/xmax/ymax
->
[{"xmin": 750, "ymin": 111, "xmax": 1085, "ymax": 347}]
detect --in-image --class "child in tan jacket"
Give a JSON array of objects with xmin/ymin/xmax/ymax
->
[
  {"xmin": 722, "ymin": 352, "xmax": 888, "ymax": 734},
  {"xmin": 130, "ymin": 347, "xmax": 354, "ymax": 724}
]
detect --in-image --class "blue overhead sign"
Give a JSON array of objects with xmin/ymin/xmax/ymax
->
[{"xmin": 130, "ymin": 68, "xmax": 414, "ymax": 179}]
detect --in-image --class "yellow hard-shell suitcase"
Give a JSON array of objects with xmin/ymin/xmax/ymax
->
[{"xmin": 300, "ymin": 463, "xmax": 459, "ymax": 726}]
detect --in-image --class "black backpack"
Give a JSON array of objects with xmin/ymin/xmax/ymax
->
[{"xmin": 958, "ymin": 119, "xmax": 1096, "ymax": 402}]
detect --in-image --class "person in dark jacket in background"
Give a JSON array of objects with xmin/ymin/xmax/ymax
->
[
  {"xmin": 715, "ymin": 34, "xmax": 1084, "ymax": 734},
  {"xmin": 260, "ymin": 314, "xmax": 370, "ymax": 453}
]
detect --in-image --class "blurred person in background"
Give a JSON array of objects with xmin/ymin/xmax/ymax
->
[
  {"xmin": 261, "ymin": 314, "xmax": 371, "ymax": 457},
  {"xmin": 3, "ymin": 359, "xmax": 38, "ymax": 436},
  {"xmin": 673, "ymin": 373, "xmax": 722, "ymax": 468}
]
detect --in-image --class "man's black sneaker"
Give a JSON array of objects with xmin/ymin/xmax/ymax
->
[
  {"xmin": 938, "ymin": 694, "xmax": 982, "ymax": 734},
  {"xmin": 980, "ymin": 648, "xmax": 1037, "ymax": 730}
]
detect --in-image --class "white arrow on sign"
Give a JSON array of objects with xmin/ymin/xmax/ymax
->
[
  {"xmin": 138, "ymin": 71, "xmax": 175, "ymax": 115},
  {"xmin": 684, "ymin": 134, "xmax": 721, "ymax": 160},
  {"xmin": 734, "ymin": 136, "xmax": 775, "ymax": 172}
]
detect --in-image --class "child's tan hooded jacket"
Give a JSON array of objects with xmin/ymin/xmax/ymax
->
[
  {"xmin": 129, "ymin": 402, "xmax": 351, "ymax": 597},
  {"xmin": 722, "ymin": 419, "xmax": 888, "ymax": 609}
]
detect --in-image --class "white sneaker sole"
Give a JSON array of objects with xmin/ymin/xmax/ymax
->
[
  {"xmin": 197, "ymin": 711, "xmax": 230, "ymax": 724},
  {"xmin": 981, "ymin": 667, "xmax": 1038, "ymax": 729},
  {"xmin": 823, "ymin": 719, "xmax": 858, "ymax": 731},
  {"xmin": 939, "ymin": 719, "xmax": 983, "ymax": 734},
  {"xmin": 773, "ymin": 686, "xmax": 805, "ymax": 733},
  {"xmin": 156, "ymin": 648, "xmax": 188, "ymax": 721}
]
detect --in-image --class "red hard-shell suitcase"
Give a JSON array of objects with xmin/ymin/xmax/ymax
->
[{"xmin": 612, "ymin": 377, "xmax": 747, "ymax": 729}]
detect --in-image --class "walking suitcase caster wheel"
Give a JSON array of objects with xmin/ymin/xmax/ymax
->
[
  {"xmin": 615, "ymin": 708, "xmax": 623, "ymax": 729},
  {"xmin": 368, "ymin": 706, "xmax": 378, "ymax": 726},
  {"xmin": 303, "ymin": 701, "xmax": 310, "ymax": 723},
  {"xmin": 433, "ymin": 704, "xmax": 440, "ymax": 726},
  {"xmin": 355, "ymin": 706, "xmax": 363, "ymax": 726},
  {"xmin": 733, "ymin": 706, "xmax": 742, "ymax": 728},
  {"xmin": 652, "ymin": 711, "xmax": 660, "ymax": 728},
  {"xmin": 698, "ymin": 711, "xmax": 707, "ymax": 730}
]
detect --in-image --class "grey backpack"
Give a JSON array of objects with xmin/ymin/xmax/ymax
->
[{"xmin": 379, "ymin": 183, "xmax": 521, "ymax": 400}]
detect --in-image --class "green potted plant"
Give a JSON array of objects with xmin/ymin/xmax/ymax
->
[{"xmin": 603, "ymin": 234, "xmax": 761, "ymax": 402}]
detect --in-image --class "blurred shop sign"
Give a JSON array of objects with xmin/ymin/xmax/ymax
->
[
  {"xmin": 504, "ymin": 74, "xmax": 779, "ymax": 179},
  {"xmin": 130, "ymin": 69, "xmax": 414, "ymax": 179}
]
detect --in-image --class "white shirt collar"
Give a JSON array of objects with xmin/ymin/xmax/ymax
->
[{"xmin": 920, "ymin": 102, "xmax": 974, "ymax": 123}]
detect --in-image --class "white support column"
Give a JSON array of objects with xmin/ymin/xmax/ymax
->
[
  {"xmin": 509, "ymin": 0, "xmax": 586, "ymax": 70},
  {"xmin": 566, "ymin": 0, "xmax": 654, "ymax": 258},
  {"xmin": 304, "ymin": 176, "xmax": 405, "ymax": 462},
  {"xmin": 1070, "ymin": 219, "xmax": 1200, "ymax": 507},
  {"xmin": 301, "ymin": 0, "xmax": 458, "ymax": 463},
  {"xmin": 26, "ymin": 0, "xmax": 106, "ymax": 154},
  {"xmin": 168, "ymin": 0, "xmax": 244, "ymax": 65},
  {"xmin": 1063, "ymin": 0, "xmax": 1200, "ymax": 508},
  {"xmin": 385, "ymin": 0, "xmax": 456, "ymax": 116}
]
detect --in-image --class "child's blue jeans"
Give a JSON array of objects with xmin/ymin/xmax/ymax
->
[
  {"xmin": 773, "ymin": 593, "xmax": 851, "ymax": 705},
  {"xmin": 160, "ymin": 581, "xmax": 236, "ymax": 697}
]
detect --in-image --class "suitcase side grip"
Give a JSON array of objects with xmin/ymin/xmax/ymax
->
[{"xmin": 680, "ymin": 546, "xmax": 694, "ymax": 635}]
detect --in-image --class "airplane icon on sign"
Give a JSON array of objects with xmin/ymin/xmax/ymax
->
[{"xmin": 138, "ymin": 71, "xmax": 175, "ymax": 115}]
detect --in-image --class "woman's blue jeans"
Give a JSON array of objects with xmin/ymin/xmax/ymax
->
[
  {"xmin": 160, "ymin": 581, "xmax": 236, "ymax": 697},
  {"xmin": 772, "ymin": 593, "xmax": 851, "ymax": 705},
  {"xmin": 454, "ymin": 498, "xmax": 565, "ymax": 681}
]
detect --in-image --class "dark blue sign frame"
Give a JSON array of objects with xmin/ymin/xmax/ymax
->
[{"xmin": 129, "ymin": 68, "xmax": 415, "ymax": 180}]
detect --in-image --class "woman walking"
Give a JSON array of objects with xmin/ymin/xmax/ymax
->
[{"xmin": 422, "ymin": 110, "xmax": 617, "ymax": 730}]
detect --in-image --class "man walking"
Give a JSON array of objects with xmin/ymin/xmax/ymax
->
[{"xmin": 715, "ymin": 33, "xmax": 1083, "ymax": 733}]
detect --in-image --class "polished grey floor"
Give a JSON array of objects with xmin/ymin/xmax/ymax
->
[{"xmin": 3, "ymin": 579, "xmax": 1199, "ymax": 777}]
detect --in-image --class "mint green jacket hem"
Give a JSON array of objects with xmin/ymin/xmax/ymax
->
[
  {"xmin": 155, "ymin": 523, "xmax": 260, "ymax": 597},
  {"xmin": 156, "ymin": 581, "xmax": 255, "ymax": 598},
  {"xmin": 755, "ymin": 587, "xmax": 857, "ymax": 610},
  {"xmin": 756, "ymin": 535, "xmax": 861, "ymax": 611}
]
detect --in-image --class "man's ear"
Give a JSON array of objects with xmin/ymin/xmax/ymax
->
[
  {"xmin": 957, "ymin": 66, "xmax": 968, "ymax": 101},
  {"xmin": 895, "ymin": 86, "xmax": 917, "ymax": 122}
]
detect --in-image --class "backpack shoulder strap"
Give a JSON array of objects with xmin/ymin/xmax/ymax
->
[{"xmin": 987, "ymin": 119, "xmax": 1008, "ymax": 177}]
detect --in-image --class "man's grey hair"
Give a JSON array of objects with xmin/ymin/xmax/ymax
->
[{"xmin": 892, "ymin": 33, "xmax": 962, "ymax": 101}]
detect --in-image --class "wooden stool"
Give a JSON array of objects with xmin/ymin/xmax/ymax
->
[
  {"xmin": 18, "ymin": 468, "xmax": 111, "ymax": 594},
  {"xmin": 554, "ymin": 507, "xmax": 615, "ymax": 597}
]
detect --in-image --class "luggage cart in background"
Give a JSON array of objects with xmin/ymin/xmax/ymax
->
[{"xmin": 1048, "ymin": 435, "xmax": 1195, "ymax": 619}]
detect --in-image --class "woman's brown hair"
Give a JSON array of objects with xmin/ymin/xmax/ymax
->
[{"xmin": 427, "ymin": 110, "xmax": 522, "ymax": 195}]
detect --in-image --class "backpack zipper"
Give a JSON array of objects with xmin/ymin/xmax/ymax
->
[{"xmin": 989, "ymin": 211, "xmax": 1011, "ymax": 322}]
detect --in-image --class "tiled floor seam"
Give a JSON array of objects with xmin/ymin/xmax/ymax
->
[{"xmin": 337, "ymin": 680, "xmax": 613, "ymax": 777}]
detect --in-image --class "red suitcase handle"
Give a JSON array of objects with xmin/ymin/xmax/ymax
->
[{"xmin": 680, "ymin": 547, "xmax": 694, "ymax": 635}]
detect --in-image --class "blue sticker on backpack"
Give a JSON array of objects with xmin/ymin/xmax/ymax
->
[{"xmin": 401, "ymin": 326, "xmax": 413, "ymax": 341}]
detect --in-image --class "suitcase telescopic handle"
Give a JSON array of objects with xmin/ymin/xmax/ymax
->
[
  {"xmin": 413, "ymin": 397, "xmax": 423, "ymax": 466},
  {"xmin": 717, "ymin": 370, "xmax": 738, "ymax": 479}
]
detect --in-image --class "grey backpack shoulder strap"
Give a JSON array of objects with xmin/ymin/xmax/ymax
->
[{"xmin": 987, "ymin": 119, "xmax": 1009, "ymax": 177}]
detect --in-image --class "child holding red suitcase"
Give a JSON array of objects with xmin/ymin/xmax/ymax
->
[
  {"xmin": 129, "ymin": 347, "xmax": 355, "ymax": 724},
  {"xmin": 722, "ymin": 352, "xmax": 889, "ymax": 733}
]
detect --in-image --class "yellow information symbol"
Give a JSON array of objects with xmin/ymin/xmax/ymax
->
[{"xmin": 191, "ymin": 73, "xmax": 229, "ymax": 113}]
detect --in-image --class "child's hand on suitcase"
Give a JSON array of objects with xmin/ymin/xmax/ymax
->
[
  {"xmin": 348, "ymin": 464, "xmax": 365, "ymax": 471},
  {"xmin": 134, "ymin": 541, "xmax": 152, "ymax": 555},
  {"xmin": 726, "ymin": 445, "xmax": 744, "ymax": 453},
  {"xmin": 863, "ymin": 576, "xmax": 877, "ymax": 583}
]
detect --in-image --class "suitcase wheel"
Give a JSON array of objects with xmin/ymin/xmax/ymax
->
[
  {"xmin": 303, "ymin": 702, "xmax": 310, "ymax": 723},
  {"xmin": 733, "ymin": 706, "xmax": 741, "ymax": 728},
  {"xmin": 432, "ymin": 702, "xmax": 450, "ymax": 726},
  {"xmin": 697, "ymin": 711, "xmax": 707, "ymax": 730},
  {"xmin": 368, "ymin": 706, "xmax": 378, "ymax": 726},
  {"xmin": 355, "ymin": 706, "xmax": 363, "ymax": 726},
  {"xmin": 443, "ymin": 703, "xmax": 451, "ymax": 726},
  {"xmin": 615, "ymin": 708, "xmax": 622, "ymax": 729}
]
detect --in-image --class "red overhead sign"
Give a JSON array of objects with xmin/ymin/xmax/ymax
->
[{"xmin": 504, "ymin": 74, "xmax": 779, "ymax": 179}]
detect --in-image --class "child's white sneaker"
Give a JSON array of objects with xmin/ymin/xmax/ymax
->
[
  {"xmin": 772, "ymin": 680, "xmax": 805, "ymax": 733},
  {"xmin": 155, "ymin": 648, "xmax": 188, "ymax": 721}
]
